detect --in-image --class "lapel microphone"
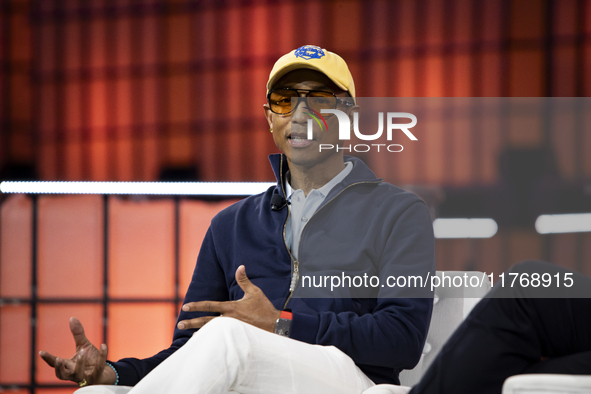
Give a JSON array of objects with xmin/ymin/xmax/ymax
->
[{"xmin": 271, "ymin": 193, "xmax": 289, "ymax": 211}]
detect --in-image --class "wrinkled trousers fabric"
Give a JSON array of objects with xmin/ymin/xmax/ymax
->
[{"xmin": 123, "ymin": 316, "xmax": 374, "ymax": 394}]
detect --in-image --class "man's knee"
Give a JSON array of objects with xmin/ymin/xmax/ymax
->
[
  {"xmin": 200, "ymin": 316, "xmax": 249, "ymax": 333},
  {"xmin": 192, "ymin": 317, "xmax": 253, "ymax": 343}
]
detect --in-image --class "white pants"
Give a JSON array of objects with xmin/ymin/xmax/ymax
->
[{"xmin": 77, "ymin": 317, "xmax": 376, "ymax": 394}]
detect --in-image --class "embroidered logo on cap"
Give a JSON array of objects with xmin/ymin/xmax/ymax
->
[{"xmin": 294, "ymin": 45, "xmax": 325, "ymax": 60}]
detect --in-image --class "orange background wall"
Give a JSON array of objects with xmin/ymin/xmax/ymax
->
[
  {"xmin": 1, "ymin": 195, "xmax": 237, "ymax": 392},
  {"xmin": 1, "ymin": 0, "xmax": 591, "ymax": 392},
  {"xmin": 2, "ymin": 0, "xmax": 591, "ymax": 184}
]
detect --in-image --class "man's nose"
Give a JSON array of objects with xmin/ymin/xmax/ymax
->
[{"xmin": 291, "ymin": 97, "xmax": 309, "ymax": 124}]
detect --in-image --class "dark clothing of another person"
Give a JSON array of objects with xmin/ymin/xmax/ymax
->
[{"xmin": 411, "ymin": 260, "xmax": 591, "ymax": 394}]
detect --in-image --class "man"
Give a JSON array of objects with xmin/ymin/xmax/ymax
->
[{"xmin": 40, "ymin": 45, "xmax": 435, "ymax": 393}]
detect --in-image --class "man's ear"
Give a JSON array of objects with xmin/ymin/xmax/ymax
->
[
  {"xmin": 263, "ymin": 103, "xmax": 273, "ymax": 129},
  {"xmin": 346, "ymin": 104, "xmax": 360, "ymax": 117},
  {"xmin": 346, "ymin": 104, "xmax": 360, "ymax": 132}
]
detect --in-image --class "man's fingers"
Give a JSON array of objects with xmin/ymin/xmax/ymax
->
[
  {"xmin": 235, "ymin": 265, "xmax": 256, "ymax": 294},
  {"xmin": 39, "ymin": 351, "xmax": 57, "ymax": 367},
  {"xmin": 54, "ymin": 357, "xmax": 72, "ymax": 380},
  {"xmin": 181, "ymin": 300, "xmax": 231, "ymax": 314},
  {"xmin": 62, "ymin": 358, "xmax": 77, "ymax": 373},
  {"xmin": 90, "ymin": 344, "xmax": 108, "ymax": 383},
  {"xmin": 69, "ymin": 317, "xmax": 90, "ymax": 348},
  {"xmin": 50, "ymin": 356, "xmax": 75, "ymax": 381},
  {"xmin": 54, "ymin": 357, "xmax": 64, "ymax": 379},
  {"xmin": 73, "ymin": 349, "xmax": 87, "ymax": 383},
  {"xmin": 177, "ymin": 316, "xmax": 217, "ymax": 330}
]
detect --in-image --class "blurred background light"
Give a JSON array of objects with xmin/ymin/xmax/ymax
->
[
  {"xmin": 0, "ymin": 181, "xmax": 275, "ymax": 196},
  {"xmin": 535, "ymin": 213, "xmax": 591, "ymax": 234},
  {"xmin": 433, "ymin": 218, "xmax": 498, "ymax": 239}
]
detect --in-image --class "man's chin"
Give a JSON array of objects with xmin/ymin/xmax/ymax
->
[
  {"xmin": 286, "ymin": 149, "xmax": 340, "ymax": 168},
  {"xmin": 288, "ymin": 138, "xmax": 315, "ymax": 149}
]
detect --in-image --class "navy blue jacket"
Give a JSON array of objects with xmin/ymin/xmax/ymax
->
[{"xmin": 113, "ymin": 154, "xmax": 435, "ymax": 386}]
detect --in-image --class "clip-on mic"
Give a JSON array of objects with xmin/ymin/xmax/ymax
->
[{"xmin": 271, "ymin": 193, "xmax": 289, "ymax": 211}]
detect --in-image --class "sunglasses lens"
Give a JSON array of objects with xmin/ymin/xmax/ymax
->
[
  {"xmin": 307, "ymin": 92, "xmax": 337, "ymax": 113},
  {"xmin": 268, "ymin": 90, "xmax": 338, "ymax": 114},
  {"xmin": 269, "ymin": 89, "xmax": 297, "ymax": 114}
]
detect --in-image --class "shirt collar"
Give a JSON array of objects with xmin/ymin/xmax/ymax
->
[{"xmin": 285, "ymin": 161, "xmax": 353, "ymax": 200}]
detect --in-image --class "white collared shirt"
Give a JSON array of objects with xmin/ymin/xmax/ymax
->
[{"xmin": 285, "ymin": 161, "xmax": 353, "ymax": 260}]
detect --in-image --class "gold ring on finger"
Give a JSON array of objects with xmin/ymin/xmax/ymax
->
[{"xmin": 78, "ymin": 378, "xmax": 88, "ymax": 387}]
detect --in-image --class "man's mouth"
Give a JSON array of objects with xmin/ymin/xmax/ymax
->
[
  {"xmin": 289, "ymin": 133, "xmax": 312, "ymax": 140},
  {"xmin": 288, "ymin": 133, "xmax": 314, "ymax": 147}
]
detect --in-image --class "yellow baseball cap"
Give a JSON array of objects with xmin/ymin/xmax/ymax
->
[{"xmin": 267, "ymin": 45, "xmax": 356, "ymax": 98}]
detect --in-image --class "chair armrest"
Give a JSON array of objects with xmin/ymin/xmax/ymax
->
[
  {"xmin": 362, "ymin": 384, "xmax": 412, "ymax": 394},
  {"xmin": 74, "ymin": 385, "xmax": 133, "ymax": 394},
  {"xmin": 503, "ymin": 374, "xmax": 591, "ymax": 394}
]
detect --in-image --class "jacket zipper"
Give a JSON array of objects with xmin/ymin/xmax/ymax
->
[
  {"xmin": 281, "ymin": 175, "xmax": 382, "ymax": 310},
  {"xmin": 278, "ymin": 157, "xmax": 299, "ymax": 309}
]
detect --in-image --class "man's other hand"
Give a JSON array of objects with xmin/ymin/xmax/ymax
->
[
  {"xmin": 178, "ymin": 265, "xmax": 281, "ymax": 332},
  {"xmin": 39, "ymin": 317, "xmax": 117, "ymax": 386}
]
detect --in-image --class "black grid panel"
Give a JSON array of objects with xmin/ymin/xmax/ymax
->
[{"xmin": 0, "ymin": 194, "xmax": 239, "ymax": 393}]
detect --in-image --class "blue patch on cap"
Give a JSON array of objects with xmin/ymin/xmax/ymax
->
[{"xmin": 294, "ymin": 45, "xmax": 325, "ymax": 60}]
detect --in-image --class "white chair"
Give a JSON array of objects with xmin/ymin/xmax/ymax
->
[
  {"xmin": 364, "ymin": 271, "xmax": 591, "ymax": 394},
  {"xmin": 364, "ymin": 271, "xmax": 491, "ymax": 393},
  {"xmin": 75, "ymin": 386, "xmax": 132, "ymax": 394},
  {"xmin": 502, "ymin": 374, "xmax": 591, "ymax": 394},
  {"xmin": 399, "ymin": 271, "xmax": 490, "ymax": 387}
]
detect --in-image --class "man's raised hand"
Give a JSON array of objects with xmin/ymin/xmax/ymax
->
[
  {"xmin": 39, "ymin": 317, "xmax": 117, "ymax": 386},
  {"xmin": 178, "ymin": 265, "xmax": 281, "ymax": 332}
]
